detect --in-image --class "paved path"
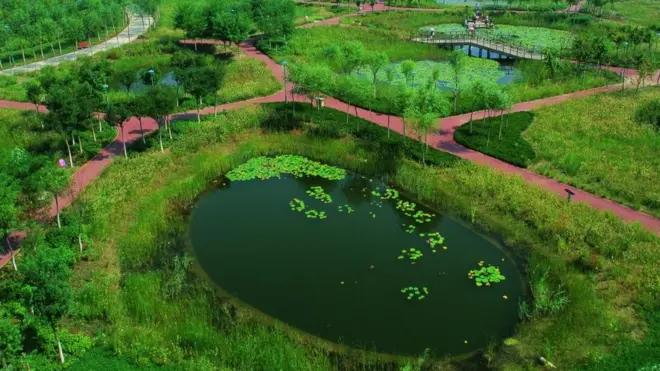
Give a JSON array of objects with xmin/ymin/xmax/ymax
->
[{"xmin": 0, "ymin": 15, "xmax": 153, "ymax": 75}]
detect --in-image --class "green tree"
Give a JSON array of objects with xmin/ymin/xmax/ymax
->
[
  {"xmin": 212, "ymin": 0, "xmax": 253, "ymax": 49},
  {"xmin": 173, "ymin": 3, "xmax": 207, "ymax": 50},
  {"xmin": 26, "ymin": 82, "xmax": 44, "ymax": 116},
  {"xmin": 290, "ymin": 63, "xmax": 334, "ymax": 110},
  {"xmin": 253, "ymin": 0, "xmax": 296, "ymax": 47},
  {"xmin": 0, "ymin": 317, "xmax": 22, "ymax": 368},
  {"xmin": 21, "ymin": 246, "xmax": 74, "ymax": 364},
  {"xmin": 0, "ymin": 171, "xmax": 20, "ymax": 271},
  {"xmin": 340, "ymin": 41, "xmax": 367, "ymax": 75},
  {"xmin": 365, "ymin": 51, "xmax": 390, "ymax": 97},
  {"xmin": 32, "ymin": 162, "xmax": 70, "ymax": 229},
  {"xmin": 400, "ymin": 60, "xmax": 416, "ymax": 86},
  {"xmin": 114, "ymin": 67, "xmax": 137, "ymax": 96},
  {"xmin": 448, "ymin": 50, "xmax": 466, "ymax": 113},
  {"xmin": 105, "ymin": 102, "xmax": 131, "ymax": 158},
  {"xmin": 148, "ymin": 86, "xmax": 178, "ymax": 152}
]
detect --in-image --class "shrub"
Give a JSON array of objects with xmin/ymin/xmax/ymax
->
[{"xmin": 634, "ymin": 99, "xmax": 660, "ymax": 130}]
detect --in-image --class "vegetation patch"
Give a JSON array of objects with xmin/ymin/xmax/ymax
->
[
  {"xmin": 226, "ymin": 155, "xmax": 346, "ymax": 181},
  {"xmin": 454, "ymin": 111, "xmax": 536, "ymax": 167}
]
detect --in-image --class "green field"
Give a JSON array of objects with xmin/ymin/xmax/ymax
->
[
  {"xmin": 601, "ymin": 0, "xmax": 660, "ymax": 26},
  {"xmin": 455, "ymin": 87, "xmax": 660, "ymax": 217}
]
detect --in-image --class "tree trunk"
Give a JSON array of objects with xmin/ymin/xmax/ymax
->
[
  {"xmin": 214, "ymin": 95, "xmax": 218, "ymax": 117},
  {"xmin": 72, "ymin": 132, "xmax": 76, "ymax": 145},
  {"xmin": 197, "ymin": 97, "xmax": 202, "ymax": 123},
  {"xmin": 53, "ymin": 326, "xmax": 65, "ymax": 364},
  {"xmin": 469, "ymin": 111, "xmax": 474, "ymax": 133},
  {"xmin": 387, "ymin": 115, "xmax": 391, "ymax": 137},
  {"xmin": 50, "ymin": 43, "xmax": 55, "ymax": 55},
  {"xmin": 39, "ymin": 43, "xmax": 44, "ymax": 60},
  {"xmin": 121, "ymin": 125, "xmax": 127, "ymax": 158},
  {"xmin": 55, "ymin": 194, "xmax": 61, "ymax": 228},
  {"xmin": 167, "ymin": 116, "xmax": 173, "ymax": 140},
  {"xmin": 6, "ymin": 237, "xmax": 17, "ymax": 271},
  {"xmin": 58, "ymin": 39, "xmax": 62, "ymax": 54},
  {"xmin": 91, "ymin": 126, "xmax": 97, "ymax": 142},
  {"xmin": 78, "ymin": 135, "xmax": 83, "ymax": 154},
  {"xmin": 139, "ymin": 117, "xmax": 145, "ymax": 143},
  {"xmin": 159, "ymin": 122, "xmax": 164, "ymax": 153},
  {"xmin": 65, "ymin": 137, "xmax": 74, "ymax": 167},
  {"xmin": 498, "ymin": 110, "xmax": 504, "ymax": 139},
  {"xmin": 78, "ymin": 233, "xmax": 83, "ymax": 253},
  {"xmin": 99, "ymin": 118, "xmax": 103, "ymax": 132},
  {"xmin": 21, "ymin": 48, "xmax": 26, "ymax": 64}
]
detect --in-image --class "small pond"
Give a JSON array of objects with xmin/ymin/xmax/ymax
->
[
  {"xmin": 115, "ymin": 71, "xmax": 180, "ymax": 93},
  {"xmin": 189, "ymin": 157, "xmax": 523, "ymax": 356}
]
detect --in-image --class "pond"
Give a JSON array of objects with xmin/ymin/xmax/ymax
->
[
  {"xmin": 189, "ymin": 156, "xmax": 523, "ymax": 357},
  {"xmin": 114, "ymin": 71, "xmax": 180, "ymax": 93}
]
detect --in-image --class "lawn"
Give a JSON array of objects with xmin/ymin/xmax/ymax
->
[
  {"xmin": 5, "ymin": 101, "xmax": 654, "ymax": 370},
  {"xmin": 294, "ymin": 3, "xmax": 352, "ymax": 25},
  {"xmin": 455, "ymin": 87, "xmax": 660, "ymax": 217},
  {"xmin": 600, "ymin": 0, "xmax": 660, "ymax": 26},
  {"xmin": 0, "ymin": 75, "xmax": 28, "ymax": 101}
]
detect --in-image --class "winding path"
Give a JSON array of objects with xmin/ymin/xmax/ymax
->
[{"xmin": 1, "ymin": 7, "xmax": 658, "ymax": 269}]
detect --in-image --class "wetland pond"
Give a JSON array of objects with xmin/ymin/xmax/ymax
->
[{"xmin": 189, "ymin": 156, "xmax": 523, "ymax": 356}]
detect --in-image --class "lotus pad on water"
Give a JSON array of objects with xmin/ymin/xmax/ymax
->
[{"xmin": 226, "ymin": 155, "xmax": 346, "ymax": 181}]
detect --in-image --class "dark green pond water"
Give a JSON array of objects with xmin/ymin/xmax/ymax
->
[{"xmin": 189, "ymin": 174, "xmax": 523, "ymax": 356}]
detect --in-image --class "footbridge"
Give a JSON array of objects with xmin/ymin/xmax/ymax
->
[{"xmin": 412, "ymin": 32, "xmax": 545, "ymax": 60}]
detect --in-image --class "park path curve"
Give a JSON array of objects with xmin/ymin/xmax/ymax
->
[{"xmin": 0, "ymin": 14, "xmax": 153, "ymax": 76}]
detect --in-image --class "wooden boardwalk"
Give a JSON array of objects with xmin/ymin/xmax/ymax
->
[{"xmin": 412, "ymin": 36, "xmax": 545, "ymax": 60}]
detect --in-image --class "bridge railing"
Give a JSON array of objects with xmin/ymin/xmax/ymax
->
[{"xmin": 413, "ymin": 31, "xmax": 545, "ymax": 60}]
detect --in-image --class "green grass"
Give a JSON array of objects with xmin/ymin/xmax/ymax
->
[
  {"xmin": 62, "ymin": 102, "xmax": 660, "ymax": 370},
  {"xmin": 0, "ymin": 75, "xmax": 29, "ymax": 101},
  {"xmin": 261, "ymin": 25, "xmax": 453, "ymax": 65},
  {"xmin": 600, "ymin": 0, "xmax": 660, "ymax": 26},
  {"xmin": 454, "ymin": 111, "xmax": 536, "ymax": 167},
  {"xmin": 454, "ymin": 87, "xmax": 660, "ymax": 218},
  {"xmin": 294, "ymin": 4, "xmax": 353, "ymax": 25}
]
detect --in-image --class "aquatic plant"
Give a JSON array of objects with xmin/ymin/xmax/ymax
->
[
  {"xmin": 401, "ymin": 286, "xmax": 429, "ymax": 300},
  {"xmin": 368, "ymin": 211, "xmax": 377, "ymax": 219},
  {"xmin": 425, "ymin": 232, "xmax": 445, "ymax": 249},
  {"xmin": 226, "ymin": 155, "xmax": 346, "ymax": 181},
  {"xmin": 337, "ymin": 204, "xmax": 354, "ymax": 213},
  {"xmin": 398, "ymin": 248, "xmax": 423, "ymax": 261},
  {"xmin": 402, "ymin": 224, "xmax": 416, "ymax": 234},
  {"xmin": 468, "ymin": 261, "xmax": 506, "ymax": 287},
  {"xmin": 412, "ymin": 210, "xmax": 433, "ymax": 224},
  {"xmin": 289, "ymin": 198, "xmax": 306, "ymax": 212},
  {"xmin": 305, "ymin": 186, "xmax": 332, "ymax": 203},
  {"xmin": 305, "ymin": 209, "xmax": 327, "ymax": 219},
  {"xmin": 396, "ymin": 200, "xmax": 417, "ymax": 216}
]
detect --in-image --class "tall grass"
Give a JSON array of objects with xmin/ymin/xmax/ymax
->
[{"xmin": 524, "ymin": 87, "xmax": 660, "ymax": 217}]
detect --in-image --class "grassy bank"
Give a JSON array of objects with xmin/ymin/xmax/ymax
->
[
  {"xmin": 1, "ymin": 102, "xmax": 653, "ymax": 369},
  {"xmin": 454, "ymin": 87, "xmax": 660, "ymax": 218}
]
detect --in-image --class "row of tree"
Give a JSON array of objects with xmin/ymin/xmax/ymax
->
[
  {"xmin": 173, "ymin": 0, "xmax": 296, "ymax": 49},
  {"xmin": 0, "ymin": 0, "xmax": 162, "ymax": 66}
]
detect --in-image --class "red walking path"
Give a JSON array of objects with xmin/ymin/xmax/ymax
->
[{"xmin": 2, "ymin": 17, "xmax": 659, "ymax": 269}]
